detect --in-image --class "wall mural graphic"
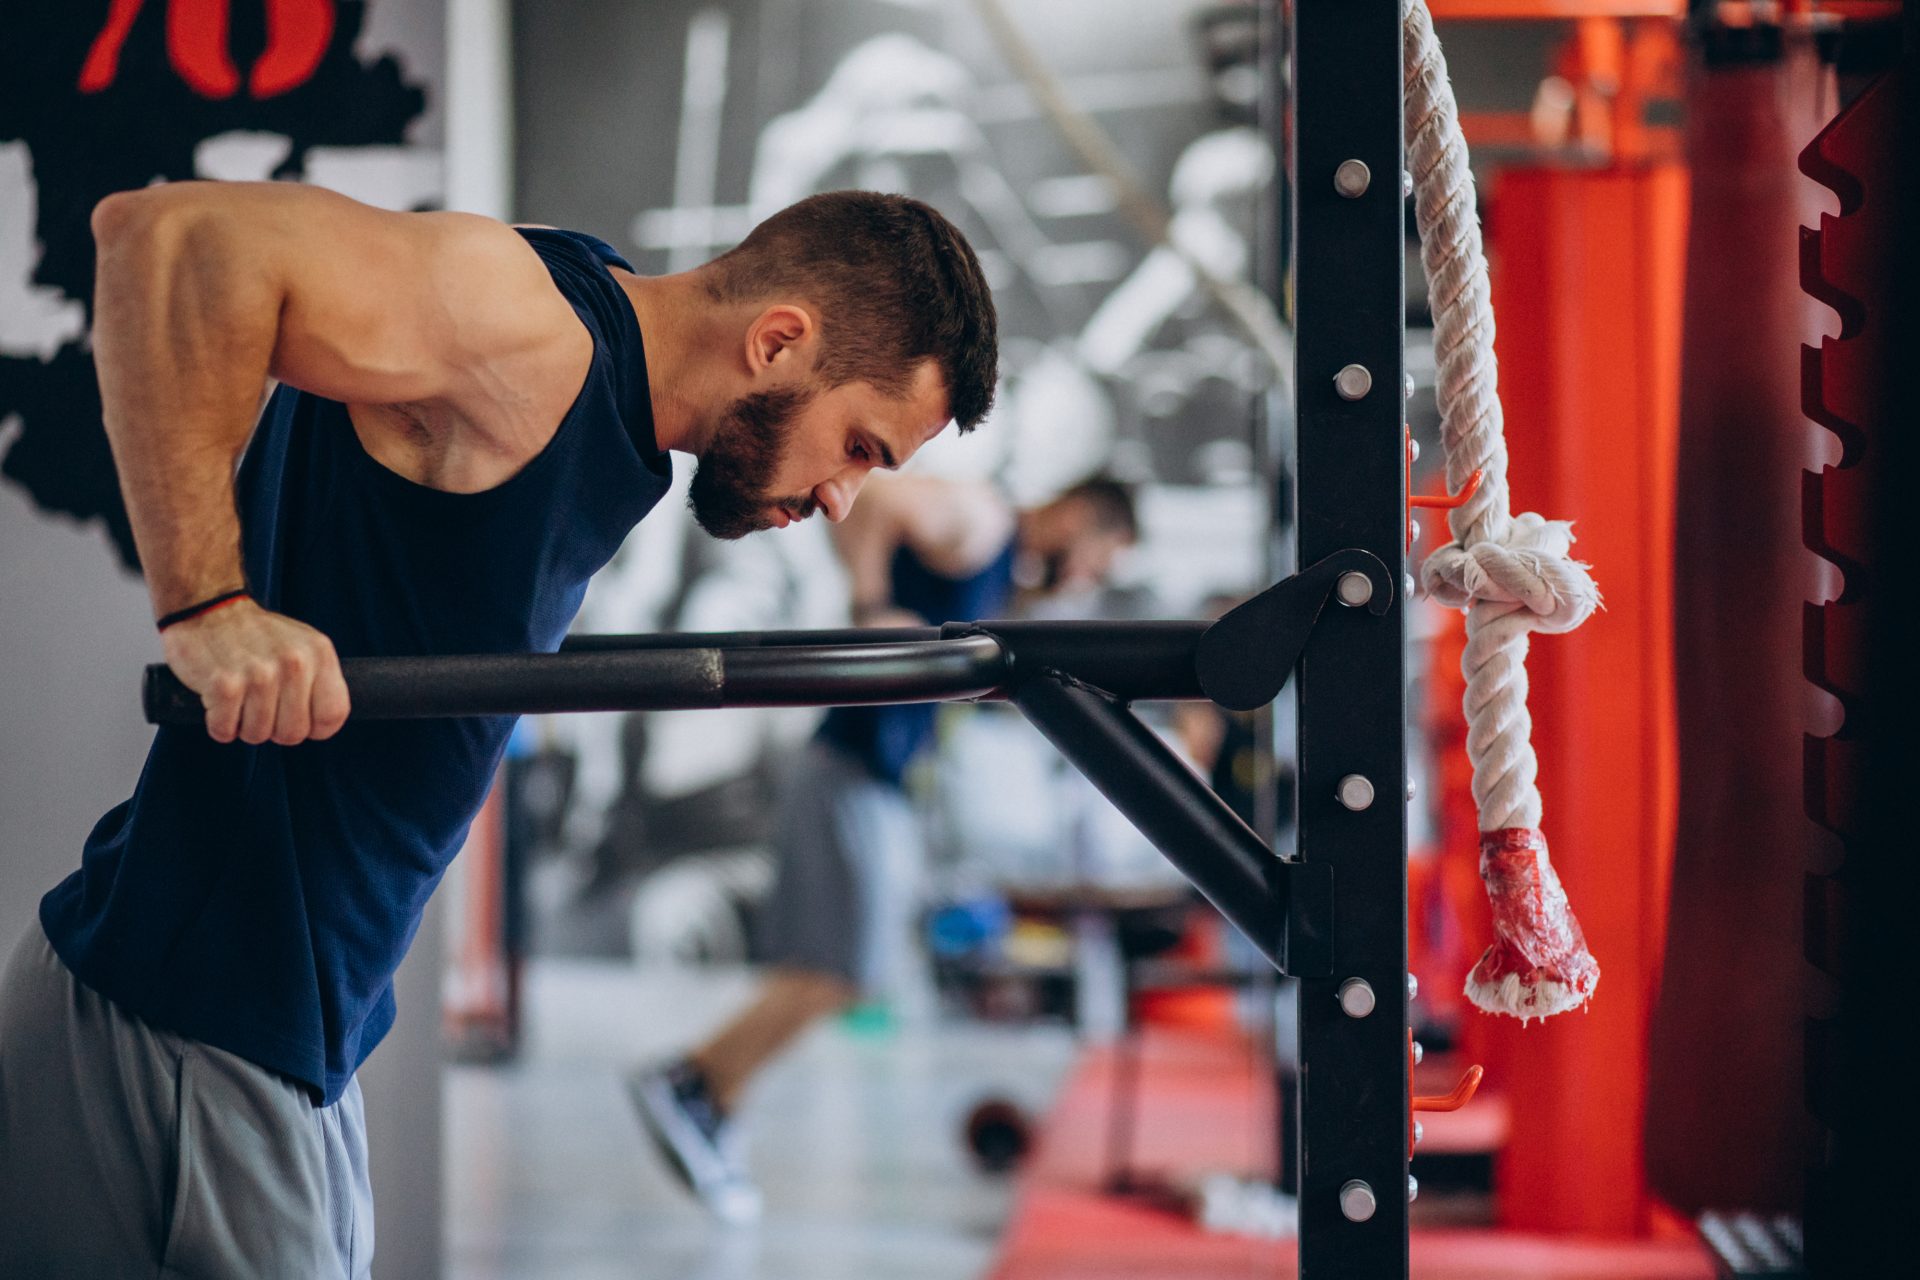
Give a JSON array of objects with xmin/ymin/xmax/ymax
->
[{"xmin": 0, "ymin": 0, "xmax": 435, "ymax": 568}]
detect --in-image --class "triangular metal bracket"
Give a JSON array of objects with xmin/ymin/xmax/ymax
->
[{"xmin": 1196, "ymin": 548, "xmax": 1393, "ymax": 711}]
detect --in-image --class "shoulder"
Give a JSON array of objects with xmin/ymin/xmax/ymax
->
[
  {"xmin": 871, "ymin": 475, "xmax": 1016, "ymax": 577},
  {"xmin": 379, "ymin": 219, "xmax": 596, "ymax": 479},
  {"xmin": 498, "ymin": 229, "xmax": 647, "ymax": 408},
  {"xmin": 889, "ymin": 475, "xmax": 1010, "ymax": 531},
  {"xmin": 429, "ymin": 215, "xmax": 566, "ymax": 301}
]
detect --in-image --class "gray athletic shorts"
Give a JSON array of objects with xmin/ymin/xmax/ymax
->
[
  {"xmin": 756, "ymin": 740, "xmax": 924, "ymax": 993},
  {"xmin": 0, "ymin": 923, "xmax": 373, "ymax": 1279}
]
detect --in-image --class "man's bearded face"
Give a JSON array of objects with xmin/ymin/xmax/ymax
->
[{"xmin": 687, "ymin": 385, "xmax": 818, "ymax": 540}]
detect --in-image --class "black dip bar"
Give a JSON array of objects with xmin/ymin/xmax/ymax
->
[{"xmin": 143, "ymin": 611, "xmax": 1356, "ymax": 977}]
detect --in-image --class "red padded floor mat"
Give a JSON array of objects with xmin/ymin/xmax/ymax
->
[{"xmin": 989, "ymin": 1030, "xmax": 1714, "ymax": 1280}]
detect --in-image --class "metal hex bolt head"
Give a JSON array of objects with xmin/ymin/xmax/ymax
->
[
  {"xmin": 1404, "ymin": 373, "xmax": 1417, "ymax": 400},
  {"xmin": 1333, "ymin": 158, "xmax": 1371, "ymax": 198},
  {"xmin": 1406, "ymin": 776, "xmax": 1418, "ymax": 802},
  {"xmin": 1407, "ymin": 436, "xmax": 1420, "ymax": 461},
  {"xmin": 1408, "ymin": 1175, "xmax": 1420, "ymax": 1203},
  {"xmin": 1407, "ymin": 972, "xmax": 1419, "ymax": 1001},
  {"xmin": 1336, "ymin": 774, "xmax": 1375, "ymax": 811},
  {"xmin": 1340, "ymin": 1179, "xmax": 1378, "ymax": 1222},
  {"xmin": 1334, "ymin": 363, "xmax": 1373, "ymax": 401},
  {"xmin": 1338, "ymin": 977, "xmax": 1376, "ymax": 1019},
  {"xmin": 1404, "ymin": 573, "xmax": 1417, "ymax": 599},
  {"xmin": 1412, "ymin": 1120, "xmax": 1424, "ymax": 1146},
  {"xmin": 1335, "ymin": 571, "xmax": 1374, "ymax": 608},
  {"xmin": 1402, "ymin": 169, "xmax": 1414, "ymax": 198},
  {"xmin": 1411, "ymin": 1039, "xmax": 1425, "ymax": 1065}
]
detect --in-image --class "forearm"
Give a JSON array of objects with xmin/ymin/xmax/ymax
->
[
  {"xmin": 92, "ymin": 188, "xmax": 284, "ymax": 618},
  {"xmin": 829, "ymin": 487, "xmax": 903, "ymax": 613}
]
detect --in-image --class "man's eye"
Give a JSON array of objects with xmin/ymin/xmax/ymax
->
[{"xmin": 851, "ymin": 441, "xmax": 870, "ymax": 462}]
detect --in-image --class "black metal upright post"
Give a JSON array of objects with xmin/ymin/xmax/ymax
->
[{"xmin": 1290, "ymin": 1, "xmax": 1410, "ymax": 1276}]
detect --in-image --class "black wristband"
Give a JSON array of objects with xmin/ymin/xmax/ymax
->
[{"xmin": 157, "ymin": 589, "xmax": 250, "ymax": 632}]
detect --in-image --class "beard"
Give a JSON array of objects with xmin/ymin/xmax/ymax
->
[{"xmin": 686, "ymin": 385, "xmax": 816, "ymax": 540}]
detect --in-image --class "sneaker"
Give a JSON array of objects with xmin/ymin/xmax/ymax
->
[{"xmin": 626, "ymin": 1061, "xmax": 762, "ymax": 1224}]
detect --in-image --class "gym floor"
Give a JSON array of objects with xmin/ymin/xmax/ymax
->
[{"xmin": 446, "ymin": 960, "xmax": 1076, "ymax": 1280}]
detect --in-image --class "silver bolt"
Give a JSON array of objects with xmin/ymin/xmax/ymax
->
[
  {"xmin": 1406, "ymin": 777, "xmax": 1417, "ymax": 802},
  {"xmin": 1340, "ymin": 1179, "xmax": 1378, "ymax": 1223},
  {"xmin": 1335, "ymin": 571, "xmax": 1373, "ymax": 608},
  {"xmin": 1336, "ymin": 774, "xmax": 1375, "ymax": 811},
  {"xmin": 1412, "ymin": 1120, "xmax": 1424, "ymax": 1146},
  {"xmin": 1411, "ymin": 1039, "xmax": 1425, "ymax": 1065},
  {"xmin": 1404, "ymin": 573, "xmax": 1417, "ymax": 599},
  {"xmin": 1338, "ymin": 977, "xmax": 1376, "ymax": 1019},
  {"xmin": 1404, "ymin": 373, "xmax": 1417, "ymax": 400},
  {"xmin": 1402, "ymin": 169, "xmax": 1414, "ymax": 198},
  {"xmin": 1407, "ymin": 436, "xmax": 1420, "ymax": 462},
  {"xmin": 1333, "ymin": 158, "xmax": 1372, "ymax": 198},
  {"xmin": 1408, "ymin": 1174, "xmax": 1420, "ymax": 1203},
  {"xmin": 1334, "ymin": 363, "xmax": 1373, "ymax": 401},
  {"xmin": 1407, "ymin": 973, "xmax": 1419, "ymax": 1001}
]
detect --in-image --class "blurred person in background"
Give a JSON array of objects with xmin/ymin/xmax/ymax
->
[{"xmin": 629, "ymin": 473, "xmax": 1136, "ymax": 1220}]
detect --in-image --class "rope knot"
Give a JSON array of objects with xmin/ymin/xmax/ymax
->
[{"xmin": 1420, "ymin": 511, "xmax": 1600, "ymax": 633}]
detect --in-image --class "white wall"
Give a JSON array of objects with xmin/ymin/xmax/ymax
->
[
  {"xmin": 447, "ymin": 0, "xmax": 515, "ymax": 219},
  {"xmin": 0, "ymin": 488, "xmax": 154, "ymax": 956}
]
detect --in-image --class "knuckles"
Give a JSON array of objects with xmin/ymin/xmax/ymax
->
[{"xmin": 180, "ymin": 613, "xmax": 346, "ymax": 744}]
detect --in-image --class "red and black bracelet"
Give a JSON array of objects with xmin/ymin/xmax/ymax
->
[{"xmin": 156, "ymin": 589, "xmax": 250, "ymax": 633}]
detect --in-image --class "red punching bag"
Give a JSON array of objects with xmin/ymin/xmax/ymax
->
[{"xmin": 1643, "ymin": 32, "xmax": 1833, "ymax": 1216}]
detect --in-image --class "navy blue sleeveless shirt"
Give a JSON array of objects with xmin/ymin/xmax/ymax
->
[
  {"xmin": 41, "ymin": 229, "xmax": 670, "ymax": 1104},
  {"xmin": 817, "ymin": 540, "xmax": 1015, "ymax": 787}
]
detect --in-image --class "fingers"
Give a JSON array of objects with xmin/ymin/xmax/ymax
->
[
  {"xmin": 238, "ymin": 661, "xmax": 280, "ymax": 745},
  {"xmin": 203, "ymin": 672, "xmax": 247, "ymax": 744},
  {"xmin": 309, "ymin": 642, "xmax": 350, "ymax": 741},
  {"xmin": 253, "ymin": 639, "xmax": 345, "ymax": 746},
  {"xmin": 270, "ymin": 647, "xmax": 315, "ymax": 746},
  {"xmin": 175, "ymin": 611, "xmax": 348, "ymax": 746}
]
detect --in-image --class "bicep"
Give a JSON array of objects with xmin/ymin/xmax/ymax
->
[
  {"xmin": 894, "ymin": 478, "xmax": 1016, "ymax": 578},
  {"xmin": 831, "ymin": 488, "xmax": 904, "ymax": 607}
]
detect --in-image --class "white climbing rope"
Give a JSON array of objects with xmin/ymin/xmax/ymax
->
[
  {"xmin": 1404, "ymin": 0, "xmax": 1600, "ymax": 832},
  {"xmin": 1403, "ymin": 0, "xmax": 1602, "ymax": 1020}
]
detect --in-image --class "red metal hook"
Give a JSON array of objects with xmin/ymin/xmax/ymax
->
[
  {"xmin": 1415, "ymin": 1066, "xmax": 1484, "ymax": 1113},
  {"xmin": 1406, "ymin": 428, "xmax": 1485, "ymax": 549},
  {"xmin": 1407, "ymin": 1029, "xmax": 1484, "ymax": 1159}
]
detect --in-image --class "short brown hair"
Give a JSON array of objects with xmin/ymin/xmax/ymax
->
[
  {"xmin": 1061, "ymin": 477, "xmax": 1138, "ymax": 542},
  {"xmin": 704, "ymin": 192, "xmax": 998, "ymax": 432}
]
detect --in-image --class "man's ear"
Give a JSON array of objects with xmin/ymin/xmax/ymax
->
[{"xmin": 745, "ymin": 304, "xmax": 814, "ymax": 375}]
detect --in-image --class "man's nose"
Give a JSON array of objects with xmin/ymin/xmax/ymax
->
[{"xmin": 815, "ymin": 467, "xmax": 871, "ymax": 523}]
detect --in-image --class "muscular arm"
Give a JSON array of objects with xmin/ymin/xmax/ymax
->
[
  {"xmin": 91, "ymin": 181, "xmax": 586, "ymax": 743},
  {"xmin": 831, "ymin": 474, "xmax": 1015, "ymax": 617},
  {"xmin": 93, "ymin": 181, "xmax": 581, "ymax": 613}
]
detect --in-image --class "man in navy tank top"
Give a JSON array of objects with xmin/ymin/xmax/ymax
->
[{"xmin": 0, "ymin": 182, "xmax": 996, "ymax": 1278}]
